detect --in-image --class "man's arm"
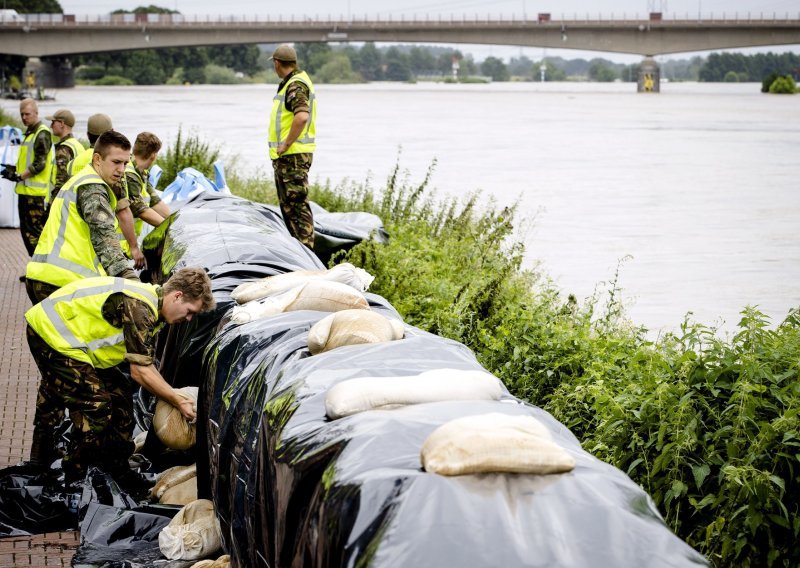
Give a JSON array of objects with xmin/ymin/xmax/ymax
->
[
  {"xmin": 130, "ymin": 364, "xmax": 196, "ymax": 420},
  {"xmin": 276, "ymin": 111, "xmax": 310, "ymax": 156},
  {"xmin": 151, "ymin": 200, "xmax": 171, "ymax": 219},
  {"xmin": 117, "ymin": 206, "xmax": 145, "ymax": 269},
  {"xmin": 77, "ymin": 185, "xmax": 137, "ymax": 279},
  {"xmin": 139, "ymin": 207, "xmax": 165, "ymax": 227},
  {"xmin": 20, "ymin": 128, "xmax": 52, "ymax": 180}
]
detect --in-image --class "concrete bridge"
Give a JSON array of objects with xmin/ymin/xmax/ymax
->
[{"xmin": 1, "ymin": 12, "xmax": 799, "ymax": 58}]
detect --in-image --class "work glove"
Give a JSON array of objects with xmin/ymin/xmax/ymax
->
[{"xmin": 1, "ymin": 166, "xmax": 21, "ymax": 182}]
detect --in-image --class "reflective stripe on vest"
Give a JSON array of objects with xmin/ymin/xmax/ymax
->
[
  {"xmin": 268, "ymin": 71, "xmax": 317, "ymax": 160},
  {"xmin": 26, "ymin": 165, "xmax": 121, "ymax": 289},
  {"xmin": 25, "ymin": 277, "xmax": 159, "ymax": 368},
  {"xmin": 16, "ymin": 123, "xmax": 54, "ymax": 197}
]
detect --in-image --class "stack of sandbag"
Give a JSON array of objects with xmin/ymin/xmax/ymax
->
[
  {"xmin": 230, "ymin": 280, "xmax": 369, "ymax": 324},
  {"xmin": 231, "ymin": 262, "xmax": 374, "ymax": 303},
  {"xmin": 191, "ymin": 555, "xmax": 231, "ymax": 568},
  {"xmin": 159, "ymin": 499, "xmax": 223, "ymax": 561},
  {"xmin": 325, "ymin": 369, "xmax": 504, "ymax": 419},
  {"xmin": 150, "ymin": 464, "xmax": 198, "ymax": 505},
  {"xmin": 153, "ymin": 386, "xmax": 198, "ymax": 450},
  {"xmin": 308, "ymin": 309, "xmax": 405, "ymax": 355},
  {"xmin": 421, "ymin": 413, "xmax": 576, "ymax": 476}
]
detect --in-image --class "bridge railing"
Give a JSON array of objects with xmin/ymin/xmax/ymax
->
[{"xmin": 3, "ymin": 12, "xmax": 800, "ymax": 26}]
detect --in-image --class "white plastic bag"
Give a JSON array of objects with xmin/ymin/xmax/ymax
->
[
  {"xmin": 231, "ymin": 263, "xmax": 374, "ymax": 304},
  {"xmin": 158, "ymin": 499, "xmax": 222, "ymax": 561},
  {"xmin": 230, "ymin": 280, "xmax": 369, "ymax": 324},
  {"xmin": 325, "ymin": 368, "xmax": 504, "ymax": 419}
]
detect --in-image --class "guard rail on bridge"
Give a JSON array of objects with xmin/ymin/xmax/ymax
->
[{"xmin": 1, "ymin": 12, "xmax": 799, "ymax": 58}]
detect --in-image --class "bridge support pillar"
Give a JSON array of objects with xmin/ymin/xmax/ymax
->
[
  {"xmin": 23, "ymin": 57, "xmax": 75, "ymax": 92},
  {"xmin": 637, "ymin": 56, "xmax": 660, "ymax": 93}
]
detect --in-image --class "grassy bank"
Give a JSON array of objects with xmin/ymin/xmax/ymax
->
[{"xmin": 224, "ymin": 154, "xmax": 799, "ymax": 567}]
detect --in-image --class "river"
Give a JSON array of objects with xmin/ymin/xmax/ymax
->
[{"xmin": 27, "ymin": 81, "xmax": 800, "ymax": 335}]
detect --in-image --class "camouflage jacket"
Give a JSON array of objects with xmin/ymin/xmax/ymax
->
[{"xmin": 101, "ymin": 286, "xmax": 164, "ymax": 366}]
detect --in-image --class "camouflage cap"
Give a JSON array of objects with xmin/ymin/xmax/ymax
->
[
  {"xmin": 87, "ymin": 113, "xmax": 113, "ymax": 136},
  {"xmin": 45, "ymin": 109, "xmax": 75, "ymax": 127},
  {"xmin": 270, "ymin": 44, "xmax": 297, "ymax": 63}
]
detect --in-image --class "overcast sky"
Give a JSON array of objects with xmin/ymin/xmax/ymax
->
[{"xmin": 57, "ymin": 0, "xmax": 800, "ymax": 63}]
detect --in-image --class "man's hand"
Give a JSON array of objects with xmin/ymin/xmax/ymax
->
[
  {"xmin": 175, "ymin": 396, "xmax": 196, "ymax": 422},
  {"xmin": 276, "ymin": 141, "xmax": 289, "ymax": 156},
  {"xmin": 1, "ymin": 167, "xmax": 20, "ymax": 182},
  {"xmin": 130, "ymin": 246, "xmax": 146, "ymax": 270}
]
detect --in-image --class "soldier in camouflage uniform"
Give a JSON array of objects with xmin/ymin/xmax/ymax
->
[
  {"xmin": 268, "ymin": 44, "xmax": 317, "ymax": 249},
  {"xmin": 25, "ymin": 130, "xmax": 139, "ymax": 305},
  {"xmin": 125, "ymin": 132, "xmax": 169, "ymax": 234},
  {"xmin": 1, "ymin": 99, "xmax": 53, "ymax": 263},
  {"xmin": 46, "ymin": 108, "xmax": 84, "ymax": 201},
  {"xmin": 25, "ymin": 267, "xmax": 215, "ymax": 485}
]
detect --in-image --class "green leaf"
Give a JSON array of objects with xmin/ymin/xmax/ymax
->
[{"xmin": 691, "ymin": 463, "xmax": 711, "ymax": 490}]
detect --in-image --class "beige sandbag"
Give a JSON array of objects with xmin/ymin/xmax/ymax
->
[
  {"xmin": 307, "ymin": 309, "xmax": 405, "ymax": 355},
  {"xmin": 230, "ymin": 280, "xmax": 369, "ymax": 324},
  {"xmin": 150, "ymin": 463, "xmax": 197, "ymax": 501},
  {"xmin": 159, "ymin": 499, "xmax": 222, "ymax": 561},
  {"xmin": 231, "ymin": 263, "xmax": 374, "ymax": 304},
  {"xmin": 325, "ymin": 368, "xmax": 504, "ymax": 419},
  {"xmin": 160, "ymin": 476, "xmax": 198, "ymax": 505},
  {"xmin": 153, "ymin": 386, "xmax": 198, "ymax": 450},
  {"xmin": 421, "ymin": 413, "xmax": 576, "ymax": 476},
  {"xmin": 211, "ymin": 555, "xmax": 231, "ymax": 568},
  {"xmin": 189, "ymin": 561, "xmax": 216, "ymax": 568}
]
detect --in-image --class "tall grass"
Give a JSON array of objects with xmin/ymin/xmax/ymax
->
[
  {"xmin": 174, "ymin": 133, "xmax": 800, "ymax": 567},
  {"xmin": 157, "ymin": 126, "xmax": 220, "ymax": 188}
]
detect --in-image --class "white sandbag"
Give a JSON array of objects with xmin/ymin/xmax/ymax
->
[
  {"xmin": 230, "ymin": 280, "xmax": 369, "ymax": 324},
  {"xmin": 421, "ymin": 413, "xmax": 576, "ymax": 476},
  {"xmin": 308, "ymin": 309, "xmax": 405, "ymax": 355},
  {"xmin": 132, "ymin": 430, "xmax": 148, "ymax": 454},
  {"xmin": 231, "ymin": 262, "xmax": 374, "ymax": 304},
  {"xmin": 153, "ymin": 386, "xmax": 198, "ymax": 450},
  {"xmin": 160, "ymin": 476, "xmax": 198, "ymax": 505},
  {"xmin": 151, "ymin": 463, "xmax": 198, "ymax": 502},
  {"xmin": 325, "ymin": 368, "xmax": 504, "ymax": 419},
  {"xmin": 159, "ymin": 499, "xmax": 222, "ymax": 561}
]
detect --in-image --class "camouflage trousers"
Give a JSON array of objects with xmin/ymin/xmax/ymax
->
[
  {"xmin": 26, "ymin": 325, "xmax": 136, "ymax": 484},
  {"xmin": 17, "ymin": 195, "xmax": 47, "ymax": 257},
  {"xmin": 25, "ymin": 277, "xmax": 58, "ymax": 305},
  {"xmin": 272, "ymin": 152, "xmax": 315, "ymax": 249}
]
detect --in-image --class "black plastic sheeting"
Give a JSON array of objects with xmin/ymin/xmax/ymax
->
[{"xmin": 5, "ymin": 190, "xmax": 707, "ymax": 566}]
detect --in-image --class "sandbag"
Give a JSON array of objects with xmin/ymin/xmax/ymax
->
[
  {"xmin": 325, "ymin": 368, "xmax": 504, "ymax": 419},
  {"xmin": 158, "ymin": 499, "xmax": 222, "ymax": 561},
  {"xmin": 132, "ymin": 430, "xmax": 148, "ymax": 454},
  {"xmin": 231, "ymin": 262, "xmax": 374, "ymax": 304},
  {"xmin": 153, "ymin": 387, "xmax": 198, "ymax": 450},
  {"xmin": 160, "ymin": 476, "xmax": 198, "ymax": 505},
  {"xmin": 230, "ymin": 280, "xmax": 369, "ymax": 324},
  {"xmin": 308, "ymin": 309, "xmax": 405, "ymax": 355},
  {"xmin": 191, "ymin": 555, "xmax": 231, "ymax": 568},
  {"xmin": 421, "ymin": 413, "xmax": 576, "ymax": 476},
  {"xmin": 151, "ymin": 464, "xmax": 198, "ymax": 504}
]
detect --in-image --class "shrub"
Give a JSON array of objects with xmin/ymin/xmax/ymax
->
[
  {"xmin": 204, "ymin": 64, "xmax": 242, "ymax": 84},
  {"xmin": 157, "ymin": 127, "xmax": 220, "ymax": 188},
  {"xmin": 93, "ymin": 75, "xmax": 134, "ymax": 86},
  {"xmin": 768, "ymin": 75, "xmax": 797, "ymax": 94}
]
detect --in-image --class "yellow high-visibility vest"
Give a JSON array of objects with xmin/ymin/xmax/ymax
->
[
  {"xmin": 66, "ymin": 146, "xmax": 93, "ymax": 179},
  {"xmin": 126, "ymin": 160, "xmax": 150, "ymax": 236},
  {"xmin": 16, "ymin": 123, "xmax": 54, "ymax": 197},
  {"xmin": 268, "ymin": 70, "xmax": 317, "ymax": 160},
  {"xmin": 26, "ymin": 164, "xmax": 124, "ymax": 288},
  {"xmin": 25, "ymin": 276, "xmax": 159, "ymax": 369},
  {"xmin": 50, "ymin": 136, "xmax": 84, "ymax": 188}
]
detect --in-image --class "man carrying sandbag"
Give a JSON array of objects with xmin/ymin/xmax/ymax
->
[{"xmin": 24, "ymin": 267, "xmax": 215, "ymax": 488}]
